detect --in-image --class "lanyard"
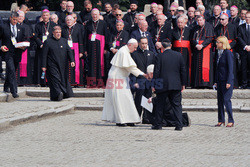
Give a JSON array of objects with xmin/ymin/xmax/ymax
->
[
  {"xmin": 178, "ymin": 28, "xmax": 185, "ymax": 41},
  {"xmin": 43, "ymin": 22, "xmax": 50, "ymax": 35},
  {"xmin": 67, "ymin": 26, "xmax": 74, "ymax": 40},
  {"xmin": 115, "ymin": 30, "xmax": 123, "ymax": 41},
  {"xmin": 130, "ymin": 13, "xmax": 135, "ymax": 26},
  {"xmin": 196, "ymin": 25, "xmax": 205, "ymax": 42},
  {"xmin": 92, "ymin": 20, "xmax": 99, "ymax": 33},
  {"xmin": 156, "ymin": 25, "xmax": 164, "ymax": 41}
]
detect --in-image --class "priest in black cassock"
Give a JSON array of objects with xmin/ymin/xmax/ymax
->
[
  {"xmin": 172, "ymin": 17, "xmax": 192, "ymax": 87},
  {"xmin": 191, "ymin": 15, "xmax": 214, "ymax": 88},
  {"xmin": 42, "ymin": 26, "xmax": 75, "ymax": 101},
  {"xmin": 33, "ymin": 9, "xmax": 56, "ymax": 86},
  {"xmin": 146, "ymin": 3, "xmax": 158, "ymax": 27},
  {"xmin": 214, "ymin": 13, "xmax": 238, "ymax": 87},
  {"xmin": 62, "ymin": 15, "xmax": 84, "ymax": 86},
  {"xmin": 123, "ymin": 0, "xmax": 138, "ymax": 33},
  {"xmin": 84, "ymin": 9, "xmax": 108, "ymax": 88},
  {"xmin": 229, "ymin": 6, "xmax": 240, "ymax": 27},
  {"xmin": 150, "ymin": 14, "xmax": 172, "ymax": 53},
  {"xmin": 208, "ymin": 5, "xmax": 221, "ymax": 29},
  {"xmin": 131, "ymin": 37, "xmax": 155, "ymax": 124}
]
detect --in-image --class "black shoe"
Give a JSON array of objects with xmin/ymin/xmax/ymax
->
[
  {"xmin": 239, "ymin": 84, "xmax": 247, "ymax": 89},
  {"xmin": 175, "ymin": 127, "xmax": 183, "ymax": 131},
  {"xmin": 57, "ymin": 92, "xmax": 63, "ymax": 101},
  {"xmin": 3, "ymin": 88, "xmax": 10, "ymax": 93},
  {"xmin": 151, "ymin": 125, "xmax": 162, "ymax": 130},
  {"xmin": 116, "ymin": 123, "xmax": 126, "ymax": 127},
  {"xmin": 12, "ymin": 93, "xmax": 19, "ymax": 98},
  {"xmin": 126, "ymin": 123, "xmax": 135, "ymax": 126},
  {"xmin": 0, "ymin": 73, "xmax": 5, "ymax": 80}
]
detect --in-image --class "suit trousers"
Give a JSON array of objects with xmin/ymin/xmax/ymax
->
[
  {"xmin": 0, "ymin": 55, "xmax": 3, "ymax": 74},
  {"xmin": 217, "ymin": 81, "xmax": 234, "ymax": 123},
  {"xmin": 240, "ymin": 51, "xmax": 250, "ymax": 85},
  {"xmin": 4, "ymin": 55, "xmax": 19, "ymax": 94},
  {"xmin": 154, "ymin": 90, "xmax": 183, "ymax": 128}
]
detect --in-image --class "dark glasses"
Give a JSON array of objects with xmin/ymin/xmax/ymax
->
[{"xmin": 116, "ymin": 14, "xmax": 122, "ymax": 16}]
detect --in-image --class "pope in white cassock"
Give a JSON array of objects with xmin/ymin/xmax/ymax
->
[{"xmin": 102, "ymin": 39, "xmax": 147, "ymax": 126}]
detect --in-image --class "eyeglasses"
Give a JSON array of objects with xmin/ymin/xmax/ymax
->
[
  {"xmin": 195, "ymin": 15, "xmax": 200, "ymax": 17},
  {"xmin": 116, "ymin": 14, "xmax": 122, "ymax": 16},
  {"xmin": 170, "ymin": 10, "xmax": 175, "ymax": 12},
  {"xmin": 220, "ymin": 18, "xmax": 225, "ymax": 20},
  {"xmin": 216, "ymin": 41, "xmax": 222, "ymax": 44}
]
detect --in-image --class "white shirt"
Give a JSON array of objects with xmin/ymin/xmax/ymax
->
[
  {"xmin": 239, "ymin": 19, "xmax": 246, "ymax": 25},
  {"xmin": 10, "ymin": 24, "xmax": 17, "ymax": 38},
  {"xmin": 139, "ymin": 29, "xmax": 146, "ymax": 37}
]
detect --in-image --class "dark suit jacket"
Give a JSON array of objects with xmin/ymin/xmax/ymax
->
[
  {"xmin": 130, "ymin": 29, "xmax": 156, "ymax": 54},
  {"xmin": 0, "ymin": 21, "xmax": 26, "ymax": 62},
  {"xmin": 215, "ymin": 49, "xmax": 234, "ymax": 84},
  {"xmin": 153, "ymin": 49, "xmax": 186, "ymax": 92},
  {"xmin": 237, "ymin": 23, "xmax": 250, "ymax": 49}
]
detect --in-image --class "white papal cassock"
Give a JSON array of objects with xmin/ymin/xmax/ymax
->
[{"xmin": 102, "ymin": 45, "xmax": 144, "ymax": 124}]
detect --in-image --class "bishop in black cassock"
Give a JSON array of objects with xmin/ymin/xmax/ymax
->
[
  {"xmin": 33, "ymin": 10, "xmax": 56, "ymax": 85},
  {"xmin": 62, "ymin": 15, "xmax": 84, "ymax": 86},
  {"xmin": 84, "ymin": 9, "xmax": 108, "ymax": 87}
]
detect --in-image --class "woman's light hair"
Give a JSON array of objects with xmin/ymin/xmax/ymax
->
[{"xmin": 216, "ymin": 36, "xmax": 231, "ymax": 50}]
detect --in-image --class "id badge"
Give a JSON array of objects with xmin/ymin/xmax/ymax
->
[
  {"xmin": 91, "ymin": 33, "xmax": 96, "ymax": 41},
  {"xmin": 11, "ymin": 37, "xmax": 17, "ymax": 45},
  {"xmin": 68, "ymin": 40, "xmax": 73, "ymax": 48},
  {"xmin": 112, "ymin": 41, "xmax": 116, "ymax": 48},
  {"xmin": 42, "ymin": 35, "xmax": 47, "ymax": 43}
]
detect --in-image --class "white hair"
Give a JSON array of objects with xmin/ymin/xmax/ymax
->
[
  {"xmin": 147, "ymin": 64, "xmax": 154, "ymax": 73},
  {"xmin": 128, "ymin": 38, "xmax": 138, "ymax": 44},
  {"xmin": 197, "ymin": 5, "xmax": 205, "ymax": 10}
]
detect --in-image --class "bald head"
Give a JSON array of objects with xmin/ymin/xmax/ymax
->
[
  {"xmin": 66, "ymin": 1, "xmax": 74, "ymax": 13},
  {"xmin": 91, "ymin": 9, "xmax": 100, "ymax": 21},
  {"xmin": 139, "ymin": 20, "xmax": 148, "ymax": 32}
]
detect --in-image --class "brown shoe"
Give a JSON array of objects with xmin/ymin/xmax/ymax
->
[
  {"xmin": 215, "ymin": 122, "xmax": 225, "ymax": 127},
  {"xmin": 226, "ymin": 123, "xmax": 234, "ymax": 127}
]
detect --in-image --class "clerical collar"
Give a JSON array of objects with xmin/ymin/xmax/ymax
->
[
  {"xmin": 44, "ymin": 21, "xmax": 49, "ymax": 24},
  {"xmin": 93, "ymin": 19, "xmax": 99, "ymax": 23},
  {"xmin": 68, "ymin": 25, "xmax": 74, "ymax": 28},
  {"xmin": 107, "ymin": 11, "xmax": 111, "ymax": 15},
  {"xmin": 62, "ymin": 9, "xmax": 66, "ymax": 12},
  {"xmin": 53, "ymin": 35, "xmax": 60, "ymax": 40},
  {"xmin": 131, "ymin": 11, "xmax": 136, "ymax": 14}
]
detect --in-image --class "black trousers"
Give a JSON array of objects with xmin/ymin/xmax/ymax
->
[
  {"xmin": 154, "ymin": 90, "xmax": 183, "ymax": 128},
  {"xmin": 0, "ymin": 55, "xmax": 3, "ymax": 74},
  {"xmin": 241, "ymin": 51, "xmax": 250, "ymax": 85},
  {"xmin": 4, "ymin": 55, "xmax": 19, "ymax": 94}
]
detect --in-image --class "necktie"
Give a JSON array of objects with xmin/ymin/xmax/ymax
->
[
  {"xmin": 12, "ymin": 25, "xmax": 16, "ymax": 37},
  {"xmin": 142, "ymin": 32, "xmax": 145, "ymax": 37}
]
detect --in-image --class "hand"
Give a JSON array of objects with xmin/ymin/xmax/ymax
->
[
  {"xmin": 155, "ymin": 42, "xmax": 162, "ymax": 50},
  {"xmin": 79, "ymin": 53, "xmax": 83, "ymax": 58},
  {"xmin": 1, "ymin": 45, "xmax": 9, "ymax": 52},
  {"xmin": 196, "ymin": 44, "xmax": 203, "ymax": 50},
  {"xmin": 181, "ymin": 86, "xmax": 185, "ymax": 92},
  {"xmin": 152, "ymin": 87, "xmax": 155, "ymax": 92},
  {"xmin": 148, "ymin": 97, "xmax": 152, "ymax": 103},
  {"xmin": 104, "ymin": 50, "xmax": 107, "ymax": 54},
  {"xmin": 71, "ymin": 62, "xmax": 75, "ymax": 67},
  {"xmin": 42, "ymin": 67, "xmax": 46, "ymax": 71},
  {"xmin": 84, "ymin": 51, "xmax": 88, "ymax": 57},
  {"xmin": 18, "ymin": 46, "xmax": 26, "ymax": 50},
  {"xmin": 143, "ymin": 73, "xmax": 149, "ymax": 79},
  {"xmin": 213, "ymin": 83, "xmax": 217, "ymax": 88},
  {"xmin": 134, "ymin": 83, "xmax": 139, "ymax": 89},
  {"xmin": 226, "ymin": 83, "xmax": 231, "ymax": 89},
  {"xmin": 111, "ymin": 49, "xmax": 117, "ymax": 54},
  {"xmin": 246, "ymin": 46, "xmax": 250, "ymax": 52},
  {"xmin": 40, "ymin": 45, "xmax": 43, "ymax": 48}
]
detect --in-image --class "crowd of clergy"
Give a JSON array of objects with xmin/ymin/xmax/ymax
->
[{"xmin": 0, "ymin": 0, "xmax": 249, "ymax": 90}]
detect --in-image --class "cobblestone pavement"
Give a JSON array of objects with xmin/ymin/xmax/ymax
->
[{"xmin": 0, "ymin": 111, "xmax": 249, "ymax": 167}]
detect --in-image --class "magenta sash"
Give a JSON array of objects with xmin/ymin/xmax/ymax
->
[
  {"xmin": 20, "ymin": 49, "xmax": 28, "ymax": 77},
  {"xmin": 88, "ymin": 34, "xmax": 105, "ymax": 77},
  {"xmin": 71, "ymin": 43, "xmax": 80, "ymax": 84}
]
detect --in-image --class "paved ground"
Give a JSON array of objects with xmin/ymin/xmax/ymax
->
[{"xmin": 0, "ymin": 110, "xmax": 249, "ymax": 167}]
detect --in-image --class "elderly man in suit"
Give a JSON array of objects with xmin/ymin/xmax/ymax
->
[
  {"xmin": 130, "ymin": 20, "xmax": 156, "ymax": 54},
  {"xmin": 0, "ymin": 12, "xmax": 26, "ymax": 98},
  {"xmin": 238, "ymin": 11, "xmax": 250, "ymax": 89},
  {"xmin": 152, "ymin": 39, "xmax": 186, "ymax": 130}
]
